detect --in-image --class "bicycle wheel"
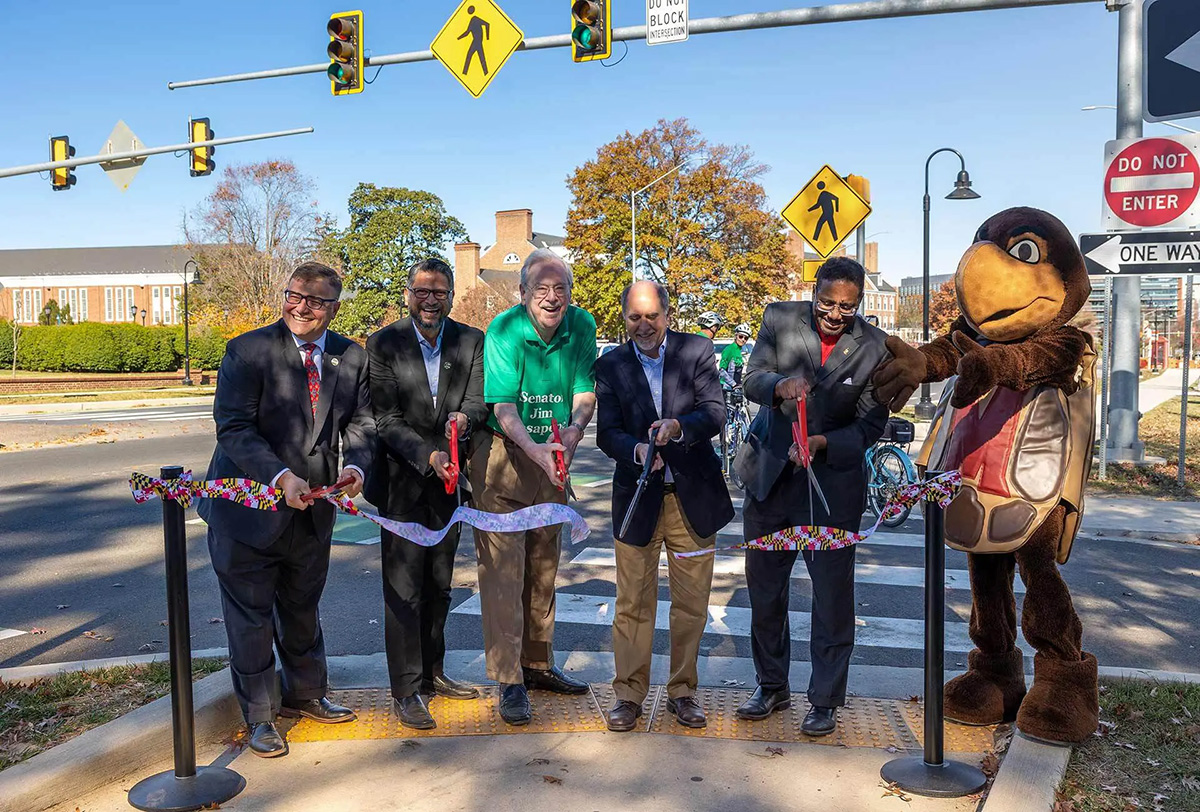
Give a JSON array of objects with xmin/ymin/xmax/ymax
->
[
  {"xmin": 728, "ymin": 418, "xmax": 748, "ymax": 491},
  {"xmin": 872, "ymin": 446, "xmax": 914, "ymax": 528}
]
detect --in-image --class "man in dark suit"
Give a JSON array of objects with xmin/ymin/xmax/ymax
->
[
  {"xmin": 199, "ymin": 261, "xmax": 375, "ymax": 758},
  {"xmin": 595, "ymin": 281, "xmax": 734, "ymax": 732},
  {"xmin": 365, "ymin": 258, "xmax": 488, "ymax": 730},
  {"xmin": 733, "ymin": 257, "xmax": 888, "ymax": 736}
]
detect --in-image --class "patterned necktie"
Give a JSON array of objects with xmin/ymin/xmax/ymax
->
[{"xmin": 302, "ymin": 342, "xmax": 320, "ymax": 417}]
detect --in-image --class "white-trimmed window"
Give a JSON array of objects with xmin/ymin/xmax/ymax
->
[
  {"xmin": 113, "ymin": 287, "xmax": 126, "ymax": 321},
  {"xmin": 172, "ymin": 286, "xmax": 181, "ymax": 325},
  {"xmin": 152, "ymin": 287, "xmax": 161, "ymax": 324},
  {"xmin": 10, "ymin": 290, "xmax": 19, "ymax": 322},
  {"xmin": 105, "ymin": 288, "xmax": 114, "ymax": 321},
  {"xmin": 77, "ymin": 288, "xmax": 88, "ymax": 321},
  {"xmin": 504, "ymin": 252, "xmax": 520, "ymax": 264},
  {"xmin": 126, "ymin": 287, "xmax": 135, "ymax": 322}
]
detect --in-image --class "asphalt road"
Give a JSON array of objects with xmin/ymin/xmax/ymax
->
[{"xmin": 1, "ymin": 412, "xmax": 1197, "ymax": 678}]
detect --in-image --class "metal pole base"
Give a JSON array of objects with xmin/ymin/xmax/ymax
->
[
  {"xmin": 914, "ymin": 398, "xmax": 937, "ymax": 421},
  {"xmin": 127, "ymin": 766, "xmax": 245, "ymax": 812},
  {"xmin": 880, "ymin": 756, "xmax": 987, "ymax": 799}
]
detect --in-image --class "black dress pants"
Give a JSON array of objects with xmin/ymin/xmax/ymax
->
[
  {"xmin": 744, "ymin": 464, "xmax": 858, "ymax": 708},
  {"xmin": 208, "ymin": 510, "xmax": 331, "ymax": 723},
  {"xmin": 381, "ymin": 493, "xmax": 461, "ymax": 698}
]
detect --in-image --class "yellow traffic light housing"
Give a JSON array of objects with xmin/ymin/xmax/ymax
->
[
  {"xmin": 846, "ymin": 174, "xmax": 872, "ymax": 203},
  {"xmin": 328, "ymin": 10, "xmax": 364, "ymax": 95},
  {"xmin": 189, "ymin": 117, "xmax": 215, "ymax": 177},
  {"xmin": 50, "ymin": 136, "xmax": 76, "ymax": 191},
  {"xmin": 571, "ymin": 0, "xmax": 611, "ymax": 62}
]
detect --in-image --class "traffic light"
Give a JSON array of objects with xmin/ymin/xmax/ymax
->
[
  {"xmin": 571, "ymin": 0, "xmax": 611, "ymax": 62},
  {"xmin": 327, "ymin": 10, "xmax": 364, "ymax": 95},
  {"xmin": 846, "ymin": 174, "xmax": 871, "ymax": 203},
  {"xmin": 189, "ymin": 117, "xmax": 215, "ymax": 177},
  {"xmin": 50, "ymin": 136, "xmax": 76, "ymax": 191}
]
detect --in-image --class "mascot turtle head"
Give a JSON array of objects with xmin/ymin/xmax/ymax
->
[{"xmin": 955, "ymin": 207, "xmax": 1091, "ymax": 343}]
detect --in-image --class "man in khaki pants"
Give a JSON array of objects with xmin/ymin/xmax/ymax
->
[
  {"xmin": 471, "ymin": 249, "xmax": 597, "ymax": 726},
  {"xmin": 594, "ymin": 281, "xmax": 734, "ymax": 731}
]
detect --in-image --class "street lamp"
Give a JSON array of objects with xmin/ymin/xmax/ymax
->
[
  {"xmin": 42, "ymin": 304, "xmax": 51, "ymax": 325},
  {"xmin": 629, "ymin": 154, "xmax": 706, "ymax": 283},
  {"xmin": 140, "ymin": 308, "xmax": 147, "ymax": 326},
  {"xmin": 182, "ymin": 259, "xmax": 200, "ymax": 386},
  {"xmin": 916, "ymin": 148, "xmax": 981, "ymax": 421},
  {"xmin": 1082, "ymin": 105, "xmax": 1199, "ymax": 134},
  {"xmin": 129, "ymin": 305, "xmax": 137, "ymax": 323}
]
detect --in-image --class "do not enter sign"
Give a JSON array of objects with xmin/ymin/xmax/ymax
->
[{"xmin": 1103, "ymin": 136, "xmax": 1200, "ymax": 230}]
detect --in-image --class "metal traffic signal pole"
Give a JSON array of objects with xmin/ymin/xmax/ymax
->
[
  {"xmin": 0, "ymin": 128, "xmax": 314, "ymax": 181},
  {"xmin": 167, "ymin": 0, "xmax": 1099, "ymax": 90}
]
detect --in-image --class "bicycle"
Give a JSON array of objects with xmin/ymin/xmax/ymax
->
[
  {"xmin": 722, "ymin": 386, "xmax": 751, "ymax": 490},
  {"xmin": 865, "ymin": 417, "xmax": 919, "ymax": 527}
]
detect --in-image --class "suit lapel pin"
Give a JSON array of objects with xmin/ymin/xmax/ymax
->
[
  {"xmin": 443, "ymin": 362, "xmax": 452, "ymax": 369},
  {"xmin": 843, "ymin": 348, "xmax": 850, "ymax": 355},
  {"xmin": 330, "ymin": 356, "xmax": 340, "ymax": 367}
]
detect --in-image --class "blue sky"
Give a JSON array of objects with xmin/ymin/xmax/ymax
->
[{"xmin": 2, "ymin": 0, "xmax": 1194, "ymax": 283}]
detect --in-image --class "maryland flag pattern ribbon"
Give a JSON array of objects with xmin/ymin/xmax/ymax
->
[
  {"xmin": 129, "ymin": 471, "xmax": 280, "ymax": 511},
  {"xmin": 675, "ymin": 471, "xmax": 963, "ymax": 558}
]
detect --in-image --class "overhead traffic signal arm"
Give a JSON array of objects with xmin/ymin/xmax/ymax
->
[
  {"xmin": 328, "ymin": 10, "xmax": 364, "ymax": 95},
  {"xmin": 50, "ymin": 136, "xmax": 76, "ymax": 191},
  {"xmin": 571, "ymin": 0, "xmax": 611, "ymax": 62},
  {"xmin": 189, "ymin": 117, "xmax": 215, "ymax": 177}
]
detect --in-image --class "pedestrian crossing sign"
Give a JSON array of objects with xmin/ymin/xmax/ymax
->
[
  {"xmin": 802, "ymin": 259, "xmax": 823, "ymax": 284},
  {"xmin": 431, "ymin": 0, "xmax": 524, "ymax": 99},
  {"xmin": 781, "ymin": 165, "xmax": 872, "ymax": 260}
]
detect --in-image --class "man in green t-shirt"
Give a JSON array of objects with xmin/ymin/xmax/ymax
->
[
  {"xmin": 471, "ymin": 248, "xmax": 597, "ymax": 726},
  {"xmin": 719, "ymin": 322, "xmax": 753, "ymax": 389}
]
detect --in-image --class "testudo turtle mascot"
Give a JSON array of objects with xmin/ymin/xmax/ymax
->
[{"xmin": 873, "ymin": 207, "xmax": 1098, "ymax": 745}]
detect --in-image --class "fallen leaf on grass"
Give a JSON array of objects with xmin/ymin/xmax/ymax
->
[
  {"xmin": 1102, "ymin": 785, "xmax": 1119, "ymax": 793},
  {"xmin": 542, "ymin": 775, "xmax": 562, "ymax": 785},
  {"xmin": 29, "ymin": 627, "xmax": 47, "ymax": 635},
  {"xmin": 1181, "ymin": 776, "xmax": 1200, "ymax": 791},
  {"xmin": 1113, "ymin": 741, "xmax": 1139, "ymax": 750},
  {"xmin": 1146, "ymin": 758, "xmax": 1162, "ymax": 767},
  {"xmin": 1095, "ymin": 720, "xmax": 1117, "ymax": 736}
]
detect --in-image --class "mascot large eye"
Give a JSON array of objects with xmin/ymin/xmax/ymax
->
[{"xmin": 1008, "ymin": 239, "xmax": 1041, "ymax": 264}]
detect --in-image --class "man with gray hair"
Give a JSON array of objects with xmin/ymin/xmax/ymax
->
[
  {"xmin": 594, "ymin": 280, "xmax": 732, "ymax": 732},
  {"xmin": 470, "ymin": 248, "xmax": 597, "ymax": 725},
  {"xmin": 365, "ymin": 257, "xmax": 488, "ymax": 730}
]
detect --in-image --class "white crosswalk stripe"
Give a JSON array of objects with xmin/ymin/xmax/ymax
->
[
  {"xmin": 451, "ymin": 591, "xmax": 1023, "ymax": 653},
  {"xmin": 0, "ymin": 628, "xmax": 27, "ymax": 641},
  {"xmin": 0, "ymin": 410, "xmax": 210, "ymax": 423}
]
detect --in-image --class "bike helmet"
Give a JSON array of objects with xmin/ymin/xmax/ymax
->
[
  {"xmin": 733, "ymin": 323, "xmax": 752, "ymax": 337},
  {"xmin": 697, "ymin": 311, "xmax": 724, "ymax": 330}
]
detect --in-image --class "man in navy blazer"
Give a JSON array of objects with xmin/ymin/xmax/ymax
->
[
  {"xmin": 595, "ymin": 281, "xmax": 734, "ymax": 732},
  {"xmin": 199, "ymin": 262, "xmax": 375, "ymax": 758}
]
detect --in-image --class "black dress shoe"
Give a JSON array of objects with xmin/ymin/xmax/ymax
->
[
  {"xmin": 499, "ymin": 683, "xmax": 532, "ymax": 726},
  {"xmin": 801, "ymin": 705, "xmax": 837, "ymax": 736},
  {"xmin": 279, "ymin": 696, "xmax": 356, "ymax": 724},
  {"xmin": 432, "ymin": 674, "xmax": 480, "ymax": 700},
  {"xmin": 735, "ymin": 687, "xmax": 792, "ymax": 720},
  {"xmin": 395, "ymin": 693, "xmax": 436, "ymax": 730},
  {"xmin": 247, "ymin": 721, "xmax": 288, "ymax": 758},
  {"xmin": 667, "ymin": 695, "xmax": 707, "ymax": 729},
  {"xmin": 523, "ymin": 665, "xmax": 588, "ymax": 695},
  {"xmin": 606, "ymin": 700, "xmax": 643, "ymax": 732}
]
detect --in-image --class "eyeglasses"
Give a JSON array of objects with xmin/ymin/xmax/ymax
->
[
  {"xmin": 814, "ymin": 298, "xmax": 859, "ymax": 317},
  {"xmin": 532, "ymin": 283, "xmax": 567, "ymax": 299},
  {"xmin": 284, "ymin": 289, "xmax": 338, "ymax": 312},
  {"xmin": 408, "ymin": 287, "xmax": 452, "ymax": 301}
]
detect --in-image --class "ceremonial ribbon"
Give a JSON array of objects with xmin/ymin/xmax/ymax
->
[
  {"xmin": 674, "ymin": 471, "xmax": 963, "ymax": 558},
  {"xmin": 128, "ymin": 471, "xmax": 280, "ymax": 510}
]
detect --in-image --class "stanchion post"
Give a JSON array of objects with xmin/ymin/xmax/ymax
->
[
  {"xmin": 128, "ymin": 465, "xmax": 245, "ymax": 812},
  {"xmin": 880, "ymin": 471, "xmax": 986, "ymax": 798}
]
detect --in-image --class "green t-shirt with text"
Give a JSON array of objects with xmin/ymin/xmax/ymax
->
[{"xmin": 483, "ymin": 304, "xmax": 597, "ymax": 439}]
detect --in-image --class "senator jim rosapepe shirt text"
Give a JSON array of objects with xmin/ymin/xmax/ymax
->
[{"xmin": 483, "ymin": 304, "xmax": 597, "ymax": 439}]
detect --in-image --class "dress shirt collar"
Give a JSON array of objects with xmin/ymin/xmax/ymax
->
[
  {"xmin": 413, "ymin": 319, "xmax": 445, "ymax": 351},
  {"xmin": 291, "ymin": 331, "xmax": 328, "ymax": 353},
  {"xmin": 631, "ymin": 333, "xmax": 668, "ymax": 367}
]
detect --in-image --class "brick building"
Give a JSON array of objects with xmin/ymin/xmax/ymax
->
[
  {"xmin": 453, "ymin": 208, "xmax": 570, "ymax": 301},
  {"xmin": 0, "ymin": 245, "xmax": 198, "ymax": 326}
]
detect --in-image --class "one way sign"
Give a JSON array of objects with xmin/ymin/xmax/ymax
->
[
  {"xmin": 1080, "ymin": 230, "xmax": 1200, "ymax": 276},
  {"xmin": 1145, "ymin": 0, "xmax": 1200, "ymax": 123}
]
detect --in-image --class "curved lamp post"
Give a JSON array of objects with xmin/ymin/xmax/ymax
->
[{"xmin": 915, "ymin": 148, "xmax": 980, "ymax": 421}]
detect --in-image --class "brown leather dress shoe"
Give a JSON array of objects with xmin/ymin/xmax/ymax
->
[
  {"xmin": 667, "ymin": 695, "xmax": 707, "ymax": 728},
  {"xmin": 606, "ymin": 700, "xmax": 643, "ymax": 732},
  {"xmin": 247, "ymin": 721, "xmax": 288, "ymax": 758},
  {"xmin": 279, "ymin": 697, "xmax": 356, "ymax": 724}
]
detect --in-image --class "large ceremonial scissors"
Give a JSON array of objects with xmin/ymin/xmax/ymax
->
[
  {"xmin": 445, "ymin": 418, "xmax": 466, "ymax": 507},
  {"xmin": 617, "ymin": 426, "xmax": 659, "ymax": 541},
  {"xmin": 792, "ymin": 395, "xmax": 830, "ymax": 525},
  {"xmin": 550, "ymin": 417, "xmax": 578, "ymax": 501}
]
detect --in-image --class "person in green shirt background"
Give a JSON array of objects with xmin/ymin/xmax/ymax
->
[
  {"xmin": 719, "ymin": 322, "xmax": 753, "ymax": 390},
  {"xmin": 470, "ymin": 248, "xmax": 597, "ymax": 727}
]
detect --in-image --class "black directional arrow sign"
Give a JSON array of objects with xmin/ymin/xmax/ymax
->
[
  {"xmin": 1080, "ymin": 230, "xmax": 1200, "ymax": 276},
  {"xmin": 1145, "ymin": 0, "xmax": 1200, "ymax": 123}
]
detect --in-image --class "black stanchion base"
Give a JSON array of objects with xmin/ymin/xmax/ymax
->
[
  {"xmin": 880, "ymin": 756, "xmax": 987, "ymax": 798},
  {"xmin": 127, "ymin": 766, "xmax": 245, "ymax": 812}
]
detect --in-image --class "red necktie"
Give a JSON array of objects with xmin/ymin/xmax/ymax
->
[{"xmin": 302, "ymin": 343, "xmax": 320, "ymax": 417}]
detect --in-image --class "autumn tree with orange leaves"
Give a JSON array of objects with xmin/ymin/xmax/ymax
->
[
  {"xmin": 565, "ymin": 119, "xmax": 799, "ymax": 339},
  {"xmin": 929, "ymin": 278, "xmax": 962, "ymax": 335}
]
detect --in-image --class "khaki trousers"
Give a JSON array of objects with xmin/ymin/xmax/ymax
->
[
  {"xmin": 470, "ymin": 431, "xmax": 567, "ymax": 685},
  {"xmin": 612, "ymin": 493, "xmax": 715, "ymax": 704}
]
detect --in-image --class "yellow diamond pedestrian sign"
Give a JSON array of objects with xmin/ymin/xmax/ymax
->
[
  {"xmin": 802, "ymin": 259, "xmax": 823, "ymax": 284},
  {"xmin": 781, "ymin": 165, "xmax": 872, "ymax": 259},
  {"xmin": 431, "ymin": 0, "xmax": 524, "ymax": 99}
]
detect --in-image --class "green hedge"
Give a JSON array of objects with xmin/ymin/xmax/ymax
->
[{"xmin": 0, "ymin": 321, "xmax": 227, "ymax": 373}]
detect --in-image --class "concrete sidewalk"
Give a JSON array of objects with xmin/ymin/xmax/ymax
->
[{"xmin": 0, "ymin": 395, "xmax": 213, "ymax": 415}]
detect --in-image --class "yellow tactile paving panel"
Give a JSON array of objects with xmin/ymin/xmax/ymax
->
[{"xmin": 282, "ymin": 685, "xmax": 995, "ymax": 754}]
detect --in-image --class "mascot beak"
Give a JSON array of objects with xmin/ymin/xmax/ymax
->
[{"xmin": 955, "ymin": 237, "xmax": 1066, "ymax": 343}]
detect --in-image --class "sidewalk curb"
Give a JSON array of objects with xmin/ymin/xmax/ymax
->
[
  {"xmin": 982, "ymin": 734, "xmax": 1071, "ymax": 812},
  {"xmin": 0, "ymin": 668, "xmax": 240, "ymax": 812},
  {"xmin": 0, "ymin": 396, "xmax": 214, "ymax": 416}
]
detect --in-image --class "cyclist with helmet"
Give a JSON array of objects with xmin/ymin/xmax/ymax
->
[
  {"xmin": 696, "ymin": 311, "xmax": 724, "ymax": 341},
  {"xmin": 719, "ymin": 323, "xmax": 753, "ymax": 389}
]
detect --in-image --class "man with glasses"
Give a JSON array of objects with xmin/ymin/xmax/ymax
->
[
  {"xmin": 471, "ymin": 248, "xmax": 597, "ymax": 726},
  {"xmin": 200, "ymin": 262, "xmax": 375, "ymax": 758},
  {"xmin": 719, "ymin": 323, "xmax": 753, "ymax": 390},
  {"xmin": 365, "ymin": 258, "xmax": 488, "ymax": 730},
  {"xmin": 732, "ymin": 257, "xmax": 888, "ymax": 736}
]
